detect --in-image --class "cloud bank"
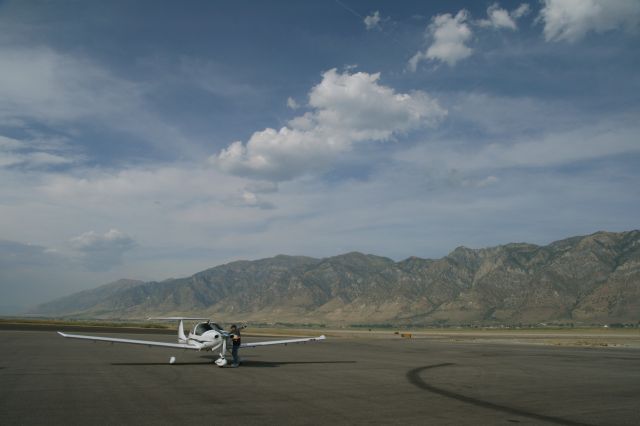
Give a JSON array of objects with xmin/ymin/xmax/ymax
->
[
  {"xmin": 0, "ymin": 46, "xmax": 139, "ymax": 124},
  {"xmin": 0, "ymin": 46, "xmax": 193, "ymax": 161},
  {"xmin": 70, "ymin": 229, "xmax": 135, "ymax": 271},
  {"xmin": 0, "ymin": 135, "xmax": 77, "ymax": 169}
]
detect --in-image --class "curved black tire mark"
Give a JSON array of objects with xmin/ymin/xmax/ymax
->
[{"xmin": 407, "ymin": 364, "xmax": 596, "ymax": 426}]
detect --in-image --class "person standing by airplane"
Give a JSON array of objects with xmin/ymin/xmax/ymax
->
[{"xmin": 229, "ymin": 324, "xmax": 241, "ymax": 367}]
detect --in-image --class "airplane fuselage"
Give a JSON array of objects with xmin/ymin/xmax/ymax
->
[{"xmin": 185, "ymin": 329, "xmax": 224, "ymax": 351}]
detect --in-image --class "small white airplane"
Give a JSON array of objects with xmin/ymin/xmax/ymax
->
[{"xmin": 58, "ymin": 317, "xmax": 326, "ymax": 367}]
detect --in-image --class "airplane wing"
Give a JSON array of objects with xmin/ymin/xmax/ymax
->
[
  {"xmin": 241, "ymin": 335, "xmax": 326, "ymax": 348},
  {"xmin": 147, "ymin": 317, "xmax": 209, "ymax": 321},
  {"xmin": 57, "ymin": 331, "xmax": 203, "ymax": 350}
]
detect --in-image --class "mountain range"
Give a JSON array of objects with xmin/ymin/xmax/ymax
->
[{"xmin": 34, "ymin": 230, "xmax": 640, "ymax": 325}]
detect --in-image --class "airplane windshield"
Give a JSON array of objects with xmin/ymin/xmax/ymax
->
[
  {"xmin": 194, "ymin": 323, "xmax": 214, "ymax": 335},
  {"xmin": 194, "ymin": 322, "xmax": 223, "ymax": 335}
]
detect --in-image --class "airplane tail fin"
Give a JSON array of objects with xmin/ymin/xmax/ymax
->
[{"xmin": 178, "ymin": 320, "xmax": 187, "ymax": 342}]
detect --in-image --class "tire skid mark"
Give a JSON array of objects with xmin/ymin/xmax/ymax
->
[{"xmin": 406, "ymin": 364, "xmax": 596, "ymax": 426}]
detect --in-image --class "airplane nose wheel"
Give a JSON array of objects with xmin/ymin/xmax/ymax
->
[{"xmin": 215, "ymin": 356, "xmax": 228, "ymax": 367}]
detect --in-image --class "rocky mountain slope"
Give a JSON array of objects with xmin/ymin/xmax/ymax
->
[{"xmin": 34, "ymin": 231, "xmax": 640, "ymax": 325}]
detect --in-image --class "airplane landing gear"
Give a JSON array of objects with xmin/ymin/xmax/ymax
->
[{"xmin": 215, "ymin": 356, "xmax": 227, "ymax": 367}]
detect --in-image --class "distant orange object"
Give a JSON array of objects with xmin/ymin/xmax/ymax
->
[{"xmin": 401, "ymin": 333, "xmax": 412, "ymax": 339}]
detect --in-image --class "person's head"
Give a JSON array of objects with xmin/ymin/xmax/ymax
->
[{"xmin": 230, "ymin": 324, "xmax": 237, "ymax": 331}]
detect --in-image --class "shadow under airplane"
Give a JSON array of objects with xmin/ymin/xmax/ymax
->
[{"xmin": 111, "ymin": 360, "xmax": 356, "ymax": 368}]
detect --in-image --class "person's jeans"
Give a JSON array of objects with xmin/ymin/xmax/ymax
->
[{"xmin": 232, "ymin": 345, "xmax": 239, "ymax": 365}]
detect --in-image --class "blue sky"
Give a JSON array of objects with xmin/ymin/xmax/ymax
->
[{"xmin": 1, "ymin": 0, "xmax": 639, "ymax": 312}]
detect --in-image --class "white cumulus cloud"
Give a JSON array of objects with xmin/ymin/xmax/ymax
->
[
  {"xmin": 410, "ymin": 4, "xmax": 531, "ymax": 70},
  {"xmin": 512, "ymin": 3, "xmax": 532, "ymax": 19},
  {"xmin": 539, "ymin": 0, "xmax": 640, "ymax": 42},
  {"xmin": 364, "ymin": 11, "xmax": 382, "ymax": 30},
  {"xmin": 215, "ymin": 69, "xmax": 446, "ymax": 181},
  {"xmin": 409, "ymin": 10, "xmax": 473, "ymax": 70},
  {"xmin": 478, "ymin": 3, "xmax": 530, "ymax": 30},
  {"xmin": 286, "ymin": 97, "xmax": 300, "ymax": 109}
]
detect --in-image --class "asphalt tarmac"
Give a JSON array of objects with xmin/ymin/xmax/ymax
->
[{"xmin": 1, "ymin": 328, "xmax": 639, "ymax": 425}]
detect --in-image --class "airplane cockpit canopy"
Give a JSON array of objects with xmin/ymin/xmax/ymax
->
[{"xmin": 193, "ymin": 322, "xmax": 223, "ymax": 336}]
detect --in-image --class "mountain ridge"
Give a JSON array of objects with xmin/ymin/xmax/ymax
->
[{"xmin": 34, "ymin": 230, "xmax": 640, "ymax": 325}]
